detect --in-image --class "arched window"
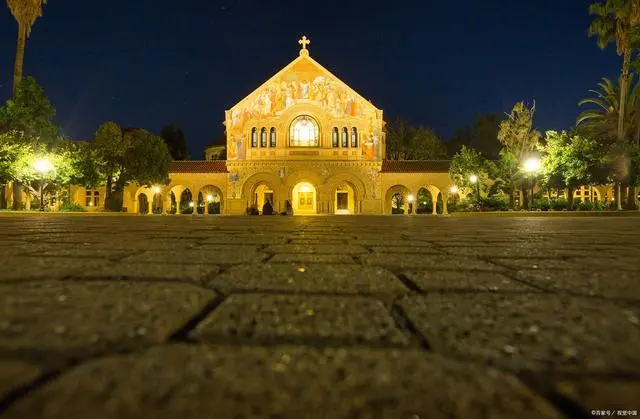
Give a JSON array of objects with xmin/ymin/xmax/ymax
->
[
  {"xmin": 289, "ymin": 115, "xmax": 320, "ymax": 147},
  {"xmin": 251, "ymin": 128, "xmax": 258, "ymax": 147},
  {"xmin": 351, "ymin": 127, "xmax": 358, "ymax": 148},
  {"xmin": 332, "ymin": 127, "xmax": 339, "ymax": 148},
  {"xmin": 341, "ymin": 127, "xmax": 348, "ymax": 148},
  {"xmin": 270, "ymin": 127, "xmax": 276, "ymax": 147},
  {"xmin": 260, "ymin": 128, "xmax": 267, "ymax": 147}
]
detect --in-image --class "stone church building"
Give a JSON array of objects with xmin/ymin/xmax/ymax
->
[{"xmin": 70, "ymin": 37, "xmax": 455, "ymax": 215}]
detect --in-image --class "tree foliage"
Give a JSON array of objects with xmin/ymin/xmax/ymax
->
[
  {"xmin": 0, "ymin": 77, "xmax": 58, "ymax": 142},
  {"xmin": 449, "ymin": 114, "xmax": 502, "ymax": 159},
  {"xmin": 93, "ymin": 123, "xmax": 172, "ymax": 210},
  {"xmin": 449, "ymin": 146, "xmax": 491, "ymax": 193},
  {"xmin": 497, "ymin": 101, "xmax": 542, "ymax": 162},
  {"xmin": 385, "ymin": 118, "xmax": 447, "ymax": 160},
  {"xmin": 160, "ymin": 124, "xmax": 188, "ymax": 160}
]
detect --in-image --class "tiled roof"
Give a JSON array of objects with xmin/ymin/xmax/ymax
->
[
  {"xmin": 381, "ymin": 160, "xmax": 450, "ymax": 173},
  {"xmin": 169, "ymin": 160, "xmax": 228, "ymax": 173}
]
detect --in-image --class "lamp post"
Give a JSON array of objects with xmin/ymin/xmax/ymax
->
[
  {"xmin": 523, "ymin": 157, "xmax": 541, "ymax": 210},
  {"xmin": 33, "ymin": 158, "xmax": 53, "ymax": 212},
  {"xmin": 469, "ymin": 175, "xmax": 480, "ymax": 205}
]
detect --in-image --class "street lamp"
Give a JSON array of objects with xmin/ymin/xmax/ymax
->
[
  {"xmin": 33, "ymin": 158, "xmax": 53, "ymax": 212},
  {"xmin": 523, "ymin": 157, "xmax": 541, "ymax": 210},
  {"xmin": 469, "ymin": 175, "xmax": 480, "ymax": 205}
]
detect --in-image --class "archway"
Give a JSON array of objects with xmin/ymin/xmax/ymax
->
[
  {"xmin": 416, "ymin": 188, "xmax": 432, "ymax": 214},
  {"xmin": 292, "ymin": 182, "xmax": 317, "ymax": 215},
  {"xmin": 385, "ymin": 185, "xmax": 409, "ymax": 215},
  {"xmin": 241, "ymin": 172, "xmax": 281, "ymax": 213},
  {"xmin": 198, "ymin": 185, "xmax": 224, "ymax": 215},
  {"xmin": 138, "ymin": 194, "xmax": 149, "ymax": 215},
  {"xmin": 254, "ymin": 184, "xmax": 275, "ymax": 213},
  {"xmin": 180, "ymin": 189, "xmax": 194, "ymax": 214},
  {"xmin": 334, "ymin": 183, "xmax": 355, "ymax": 214},
  {"xmin": 151, "ymin": 192, "xmax": 163, "ymax": 214}
]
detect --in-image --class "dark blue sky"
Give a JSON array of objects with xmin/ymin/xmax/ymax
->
[{"xmin": 0, "ymin": 0, "xmax": 620, "ymax": 158}]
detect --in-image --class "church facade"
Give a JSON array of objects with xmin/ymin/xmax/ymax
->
[{"xmin": 69, "ymin": 37, "xmax": 455, "ymax": 215}]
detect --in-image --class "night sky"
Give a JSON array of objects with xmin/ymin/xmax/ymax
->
[{"xmin": 0, "ymin": 0, "xmax": 620, "ymax": 158}]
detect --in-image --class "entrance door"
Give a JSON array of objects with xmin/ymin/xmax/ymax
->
[
  {"xmin": 336, "ymin": 192, "xmax": 348, "ymax": 211},
  {"xmin": 298, "ymin": 192, "xmax": 313, "ymax": 211},
  {"xmin": 264, "ymin": 192, "xmax": 274, "ymax": 206}
]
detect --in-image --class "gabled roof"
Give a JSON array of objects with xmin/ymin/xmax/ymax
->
[
  {"xmin": 227, "ymin": 49, "xmax": 379, "ymax": 114},
  {"xmin": 170, "ymin": 161, "xmax": 228, "ymax": 174},
  {"xmin": 381, "ymin": 160, "xmax": 451, "ymax": 173}
]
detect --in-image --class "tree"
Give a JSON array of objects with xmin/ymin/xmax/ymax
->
[
  {"xmin": 403, "ymin": 126, "xmax": 448, "ymax": 160},
  {"xmin": 94, "ymin": 123, "xmax": 171, "ymax": 211},
  {"xmin": 385, "ymin": 118, "xmax": 412, "ymax": 160},
  {"xmin": 540, "ymin": 131, "xmax": 610, "ymax": 208},
  {"xmin": 93, "ymin": 122, "xmax": 127, "ymax": 210},
  {"xmin": 577, "ymin": 75, "xmax": 640, "ymax": 208},
  {"xmin": 490, "ymin": 149, "xmax": 520, "ymax": 208},
  {"xmin": 498, "ymin": 101, "xmax": 542, "ymax": 207},
  {"xmin": 588, "ymin": 0, "xmax": 640, "ymax": 209},
  {"xmin": 160, "ymin": 124, "xmax": 188, "ymax": 160},
  {"xmin": 385, "ymin": 119, "xmax": 447, "ymax": 160},
  {"xmin": 449, "ymin": 114, "xmax": 502, "ymax": 159},
  {"xmin": 122, "ymin": 129, "xmax": 172, "ymax": 187},
  {"xmin": 6, "ymin": 0, "xmax": 48, "ymax": 98},
  {"xmin": 0, "ymin": 76, "xmax": 58, "ymax": 210},
  {"xmin": 0, "ymin": 77, "xmax": 59, "ymax": 142},
  {"xmin": 449, "ymin": 146, "xmax": 491, "ymax": 199}
]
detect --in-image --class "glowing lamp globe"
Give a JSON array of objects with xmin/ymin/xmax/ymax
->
[
  {"xmin": 469, "ymin": 175, "xmax": 478, "ymax": 184},
  {"xmin": 450, "ymin": 186, "xmax": 458, "ymax": 194},
  {"xmin": 524, "ymin": 157, "xmax": 541, "ymax": 173},
  {"xmin": 33, "ymin": 158, "xmax": 53, "ymax": 174}
]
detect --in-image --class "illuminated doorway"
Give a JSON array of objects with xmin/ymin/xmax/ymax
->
[{"xmin": 292, "ymin": 182, "xmax": 316, "ymax": 214}]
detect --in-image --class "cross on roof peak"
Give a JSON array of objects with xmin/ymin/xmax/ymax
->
[{"xmin": 298, "ymin": 35, "xmax": 310, "ymax": 56}]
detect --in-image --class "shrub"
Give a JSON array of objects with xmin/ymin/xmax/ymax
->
[
  {"xmin": 535, "ymin": 200, "xmax": 552, "ymax": 211},
  {"xmin": 577, "ymin": 200, "xmax": 605, "ymax": 211},
  {"xmin": 482, "ymin": 195, "xmax": 509, "ymax": 211},
  {"xmin": 551, "ymin": 198, "xmax": 570, "ymax": 211},
  {"xmin": 60, "ymin": 203, "xmax": 85, "ymax": 212}
]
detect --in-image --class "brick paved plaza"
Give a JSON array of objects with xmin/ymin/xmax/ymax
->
[{"xmin": 0, "ymin": 215, "xmax": 638, "ymax": 418}]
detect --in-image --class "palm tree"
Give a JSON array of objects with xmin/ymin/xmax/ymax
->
[
  {"xmin": 577, "ymin": 76, "xmax": 637, "ymax": 140},
  {"xmin": 588, "ymin": 0, "xmax": 640, "ymax": 209},
  {"xmin": 578, "ymin": 75, "xmax": 640, "ymax": 208},
  {"xmin": 6, "ymin": 0, "xmax": 48, "ymax": 98}
]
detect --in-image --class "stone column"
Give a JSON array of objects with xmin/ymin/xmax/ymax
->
[{"xmin": 441, "ymin": 190, "xmax": 449, "ymax": 215}]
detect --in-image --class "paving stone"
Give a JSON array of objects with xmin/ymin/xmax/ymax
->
[
  {"xmin": 269, "ymin": 254, "xmax": 356, "ymax": 264},
  {"xmin": 399, "ymin": 294, "xmax": 640, "ymax": 372},
  {"xmin": 515, "ymin": 270, "xmax": 640, "ymax": 300},
  {"xmin": 0, "ymin": 281, "xmax": 215, "ymax": 365},
  {"xmin": 1, "ymin": 344, "xmax": 562, "ymax": 419},
  {"xmin": 0, "ymin": 257, "xmax": 112, "ymax": 282},
  {"xmin": 0, "ymin": 359, "xmax": 42, "ymax": 399},
  {"xmin": 404, "ymin": 270, "xmax": 538, "ymax": 292},
  {"xmin": 200, "ymin": 236, "xmax": 289, "ymax": 245},
  {"xmin": 192, "ymin": 294, "xmax": 408, "ymax": 346},
  {"xmin": 122, "ymin": 248, "xmax": 267, "ymax": 265},
  {"xmin": 554, "ymin": 378, "xmax": 640, "ymax": 412},
  {"xmin": 487, "ymin": 258, "xmax": 577, "ymax": 270},
  {"xmin": 370, "ymin": 246, "xmax": 447, "ymax": 255},
  {"xmin": 264, "ymin": 244, "xmax": 369, "ymax": 254},
  {"xmin": 207, "ymin": 263, "xmax": 407, "ymax": 295},
  {"xmin": 78, "ymin": 262, "xmax": 219, "ymax": 283},
  {"xmin": 362, "ymin": 253, "xmax": 501, "ymax": 270}
]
